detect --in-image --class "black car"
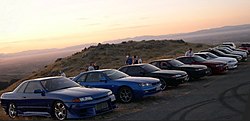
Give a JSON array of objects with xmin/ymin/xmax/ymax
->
[
  {"xmin": 200, "ymin": 48, "xmax": 242, "ymax": 61},
  {"xmin": 118, "ymin": 64, "xmax": 189, "ymax": 90},
  {"xmin": 149, "ymin": 59, "xmax": 208, "ymax": 80}
]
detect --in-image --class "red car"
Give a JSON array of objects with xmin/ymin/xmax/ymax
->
[
  {"xmin": 239, "ymin": 43, "xmax": 250, "ymax": 53},
  {"xmin": 176, "ymin": 56, "xmax": 228, "ymax": 74}
]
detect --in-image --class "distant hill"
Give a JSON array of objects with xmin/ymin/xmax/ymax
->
[
  {"xmin": 0, "ymin": 43, "xmax": 95, "ymax": 90},
  {"xmin": 1, "ymin": 40, "xmax": 212, "ymax": 93},
  {"xmin": 105, "ymin": 24, "xmax": 250, "ymax": 45}
]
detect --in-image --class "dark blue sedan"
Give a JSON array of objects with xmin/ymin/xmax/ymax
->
[
  {"xmin": 0, "ymin": 77, "xmax": 116, "ymax": 120},
  {"xmin": 72, "ymin": 69, "xmax": 162, "ymax": 103}
]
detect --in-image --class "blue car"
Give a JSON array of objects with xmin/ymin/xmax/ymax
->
[
  {"xmin": 72, "ymin": 69, "xmax": 162, "ymax": 103},
  {"xmin": 0, "ymin": 77, "xmax": 116, "ymax": 120}
]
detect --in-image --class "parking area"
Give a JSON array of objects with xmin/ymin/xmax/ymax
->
[{"xmin": 89, "ymin": 57, "xmax": 250, "ymax": 120}]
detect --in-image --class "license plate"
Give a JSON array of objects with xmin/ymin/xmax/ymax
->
[{"xmin": 95, "ymin": 102, "xmax": 108, "ymax": 111}]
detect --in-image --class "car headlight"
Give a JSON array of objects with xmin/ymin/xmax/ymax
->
[
  {"xmin": 237, "ymin": 56, "xmax": 242, "ymax": 60},
  {"xmin": 172, "ymin": 74, "xmax": 182, "ymax": 78},
  {"xmin": 72, "ymin": 96, "xmax": 93, "ymax": 102},
  {"xmin": 108, "ymin": 91, "xmax": 113, "ymax": 96},
  {"xmin": 139, "ymin": 83, "xmax": 152, "ymax": 87}
]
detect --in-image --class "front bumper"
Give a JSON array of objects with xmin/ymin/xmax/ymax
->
[
  {"xmin": 65, "ymin": 95, "xmax": 116, "ymax": 119},
  {"xmin": 167, "ymin": 75, "xmax": 189, "ymax": 86},
  {"xmin": 227, "ymin": 62, "xmax": 238, "ymax": 69}
]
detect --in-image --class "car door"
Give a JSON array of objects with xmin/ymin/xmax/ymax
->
[
  {"xmin": 80, "ymin": 72, "xmax": 111, "ymax": 90},
  {"xmin": 22, "ymin": 81, "xmax": 48, "ymax": 113}
]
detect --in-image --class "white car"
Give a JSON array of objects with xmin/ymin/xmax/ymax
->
[
  {"xmin": 217, "ymin": 47, "xmax": 248, "ymax": 60},
  {"xmin": 222, "ymin": 42, "xmax": 236, "ymax": 49},
  {"xmin": 195, "ymin": 52, "xmax": 238, "ymax": 69}
]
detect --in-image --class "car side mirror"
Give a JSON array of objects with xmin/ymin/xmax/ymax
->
[{"xmin": 34, "ymin": 89, "xmax": 45, "ymax": 96}]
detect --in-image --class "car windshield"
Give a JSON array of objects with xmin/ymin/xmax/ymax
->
[
  {"xmin": 207, "ymin": 53, "xmax": 219, "ymax": 58},
  {"xmin": 214, "ymin": 49, "xmax": 226, "ymax": 55},
  {"xmin": 142, "ymin": 64, "xmax": 161, "ymax": 72},
  {"xmin": 41, "ymin": 78, "xmax": 80, "ymax": 91},
  {"xmin": 104, "ymin": 70, "xmax": 129, "ymax": 80},
  {"xmin": 168, "ymin": 59, "xmax": 184, "ymax": 67},
  {"xmin": 193, "ymin": 56, "xmax": 206, "ymax": 62}
]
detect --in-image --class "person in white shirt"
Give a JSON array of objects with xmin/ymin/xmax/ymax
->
[{"xmin": 185, "ymin": 48, "xmax": 194, "ymax": 57}]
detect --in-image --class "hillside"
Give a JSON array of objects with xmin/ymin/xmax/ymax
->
[{"xmin": 1, "ymin": 40, "xmax": 211, "ymax": 94}]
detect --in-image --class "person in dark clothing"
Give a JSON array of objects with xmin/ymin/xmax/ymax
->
[
  {"xmin": 93, "ymin": 63, "xmax": 99, "ymax": 70},
  {"xmin": 125, "ymin": 54, "xmax": 133, "ymax": 65},
  {"xmin": 133, "ymin": 55, "xmax": 139, "ymax": 64}
]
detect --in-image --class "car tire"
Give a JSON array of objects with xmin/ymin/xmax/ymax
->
[
  {"xmin": 159, "ymin": 78, "xmax": 167, "ymax": 91},
  {"xmin": 53, "ymin": 101, "xmax": 67, "ymax": 121},
  {"xmin": 207, "ymin": 67, "xmax": 212, "ymax": 76},
  {"xmin": 118, "ymin": 87, "xmax": 133, "ymax": 103},
  {"xmin": 8, "ymin": 103, "xmax": 17, "ymax": 119}
]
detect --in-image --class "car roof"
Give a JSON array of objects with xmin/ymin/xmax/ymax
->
[
  {"xmin": 194, "ymin": 52, "xmax": 209, "ymax": 55},
  {"xmin": 80, "ymin": 69, "xmax": 116, "ymax": 74},
  {"xmin": 24, "ymin": 76, "xmax": 64, "ymax": 83},
  {"xmin": 119, "ymin": 63, "xmax": 149, "ymax": 68},
  {"xmin": 150, "ymin": 59, "xmax": 173, "ymax": 62}
]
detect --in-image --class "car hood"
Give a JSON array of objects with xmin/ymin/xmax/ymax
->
[
  {"xmin": 50, "ymin": 87, "xmax": 110, "ymax": 99},
  {"xmin": 116, "ymin": 76, "xmax": 159, "ymax": 83},
  {"xmin": 179, "ymin": 64, "xmax": 207, "ymax": 69},
  {"xmin": 202, "ymin": 60, "xmax": 227, "ymax": 65},
  {"xmin": 211, "ymin": 57, "xmax": 237, "ymax": 63},
  {"xmin": 152, "ymin": 70, "xmax": 187, "ymax": 75}
]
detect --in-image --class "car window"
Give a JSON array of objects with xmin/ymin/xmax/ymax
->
[
  {"xmin": 178, "ymin": 57, "xmax": 194, "ymax": 64},
  {"xmin": 24, "ymin": 81, "xmax": 44, "ymax": 93},
  {"xmin": 160, "ymin": 62, "xmax": 171, "ymax": 69},
  {"xmin": 104, "ymin": 70, "xmax": 129, "ymax": 80},
  {"xmin": 150, "ymin": 62, "xmax": 159, "ymax": 67},
  {"xmin": 119, "ymin": 67, "xmax": 128, "ymax": 73},
  {"xmin": 126, "ymin": 66, "xmax": 144, "ymax": 76},
  {"xmin": 85, "ymin": 73, "xmax": 104, "ymax": 82},
  {"xmin": 197, "ymin": 54, "xmax": 208, "ymax": 59},
  {"xmin": 14, "ymin": 82, "xmax": 28, "ymax": 93},
  {"xmin": 41, "ymin": 78, "xmax": 80, "ymax": 91},
  {"xmin": 77, "ymin": 74, "xmax": 87, "ymax": 82}
]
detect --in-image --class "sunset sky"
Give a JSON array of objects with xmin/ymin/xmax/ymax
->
[{"xmin": 1, "ymin": 0, "xmax": 250, "ymax": 53}]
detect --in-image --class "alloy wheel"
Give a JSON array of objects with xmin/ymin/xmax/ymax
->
[
  {"xmin": 160, "ymin": 79, "xmax": 167, "ymax": 90},
  {"xmin": 119, "ymin": 87, "xmax": 133, "ymax": 103},
  {"xmin": 54, "ymin": 102, "xmax": 67, "ymax": 120},
  {"xmin": 8, "ymin": 103, "xmax": 17, "ymax": 119}
]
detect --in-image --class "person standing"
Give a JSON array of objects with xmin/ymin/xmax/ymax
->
[
  {"xmin": 60, "ymin": 70, "xmax": 66, "ymax": 77},
  {"xmin": 88, "ymin": 63, "xmax": 95, "ymax": 71},
  {"xmin": 125, "ymin": 54, "xmax": 133, "ymax": 65},
  {"xmin": 185, "ymin": 48, "xmax": 194, "ymax": 57},
  {"xmin": 133, "ymin": 55, "xmax": 139, "ymax": 64},
  {"xmin": 138, "ymin": 57, "xmax": 143, "ymax": 64},
  {"xmin": 93, "ymin": 63, "xmax": 99, "ymax": 70}
]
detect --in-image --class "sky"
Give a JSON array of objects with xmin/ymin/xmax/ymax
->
[{"xmin": 0, "ymin": 0, "xmax": 250, "ymax": 53}]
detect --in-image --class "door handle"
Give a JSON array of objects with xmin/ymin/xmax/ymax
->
[{"xmin": 23, "ymin": 97, "xmax": 26, "ymax": 98}]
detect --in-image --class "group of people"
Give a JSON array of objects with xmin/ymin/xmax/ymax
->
[
  {"xmin": 125, "ymin": 54, "xmax": 142, "ymax": 65},
  {"xmin": 87, "ymin": 62, "xmax": 99, "ymax": 71}
]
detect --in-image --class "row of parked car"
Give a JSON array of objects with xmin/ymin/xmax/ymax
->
[{"xmin": 0, "ymin": 42, "xmax": 248, "ymax": 120}]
